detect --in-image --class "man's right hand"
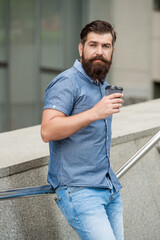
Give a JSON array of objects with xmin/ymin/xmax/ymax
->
[{"xmin": 90, "ymin": 93, "xmax": 123, "ymax": 120}]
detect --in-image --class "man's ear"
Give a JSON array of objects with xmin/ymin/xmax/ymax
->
[
  {"xmin": 78, "ymin": 43, "xmax": 83, "ymax": 58},
  {"xmin": 113, "ymin": 47, "xmax": 115, "ymax": 54}
]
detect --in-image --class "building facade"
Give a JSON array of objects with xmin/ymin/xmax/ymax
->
[{"xmin": 0, "ymin": 0, "xmax": 160, "ymax": 132}]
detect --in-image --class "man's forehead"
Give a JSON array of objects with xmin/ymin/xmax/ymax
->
[{"xmin": 86, "ymin": 32, "xmax": 113, "ymax": 44}]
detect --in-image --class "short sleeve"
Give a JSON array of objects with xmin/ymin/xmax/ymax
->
[{"xmin": 43, "ymin": 76, "xmax": 75, "ymax": 116}]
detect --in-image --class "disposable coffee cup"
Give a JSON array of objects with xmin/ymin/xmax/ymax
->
[{"xmin": 105, "ymin": 86, "xmax": 123, "ymax": 96}]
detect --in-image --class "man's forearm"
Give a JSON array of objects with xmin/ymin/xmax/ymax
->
[{"xmin": 41, "ymin": 108, "xmax": 97, "ymax": 142}]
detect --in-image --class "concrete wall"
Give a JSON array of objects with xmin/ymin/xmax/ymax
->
[{"xmin": 0, "ymin": 99, "xmax": 160, "ymax": 240}]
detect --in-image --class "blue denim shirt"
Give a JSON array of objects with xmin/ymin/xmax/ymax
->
[{"xmin": 44, "ymin": 60, "xmax": 122, "ymax": 191}]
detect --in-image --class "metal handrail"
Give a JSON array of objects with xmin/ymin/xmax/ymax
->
[
  {"xmin": 0, "ymin": 131, "xmax": 160, "ymax": 201},
  {"xmin": 116, "ymin": 131, "xmax": 160, "ymax": 178},
  {"xmin": 0, "ymin": 185, "xmax": 55, "ymax": 200}
]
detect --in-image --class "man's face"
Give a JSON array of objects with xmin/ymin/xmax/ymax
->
[{"xmin": 79, "ymin": 32, "xmax": 114, "ymax": 82}]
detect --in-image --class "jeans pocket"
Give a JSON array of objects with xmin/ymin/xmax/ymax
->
[
  {"xmin": 54, "ymin": 191, "xmax": 79, "ymax": 225},
  {"xmin": 54, "ymin": 194, "xmax": 69, "ymax": 221}
]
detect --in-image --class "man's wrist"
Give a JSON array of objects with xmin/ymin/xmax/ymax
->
[{"xmin": 88, "ymin": 108, "xmax": 99, "ymax": 122}]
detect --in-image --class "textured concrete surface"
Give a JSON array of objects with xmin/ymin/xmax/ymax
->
[
  {"xmin": 0, "ymin": 125, "xmax": 49, "ymax": 177},
  {"xmin": 112, "ymin": 98, "xmax": 160, "ymax": 145},
  {"xmin": 0, "ymin": 166, "xmax": 78, "ymax": 240},
  {"xmin": 118, "ymin": 136, "xmax": 160, "ymax": 240},
  {"xmin": 0, "ymin": 99, "xmax": 160, "ymax": 239}
]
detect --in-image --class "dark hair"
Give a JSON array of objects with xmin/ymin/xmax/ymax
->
[{"xmin": 80, "ymin": 20, "xmax": 117, "ymax": 46}]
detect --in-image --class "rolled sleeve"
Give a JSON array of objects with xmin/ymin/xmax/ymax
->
[{"xmin": 44, "ymin": 76, "xmax": 75, "ymax": 116}]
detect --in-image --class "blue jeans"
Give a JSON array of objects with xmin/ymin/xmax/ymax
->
[{"xmin": 55, "ymin": 186, "xmax": 124, "ymax": 240}]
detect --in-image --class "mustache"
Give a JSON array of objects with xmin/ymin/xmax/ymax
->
[{"xmin": 90, "ymin": 55, "xmax": 109, "ymax": 64}]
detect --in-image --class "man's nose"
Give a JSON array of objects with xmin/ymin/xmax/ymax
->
[{"xmin": 96, "ymin": 46, "xmax": 103, "ymax": 55}]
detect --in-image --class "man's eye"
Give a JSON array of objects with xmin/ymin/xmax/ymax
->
[
  {"xmin": 104, "ymin": 45, "xmax": 110, "ymax": 48},
  {"xmin": 90, "ymin": 44, "xmax": 96, "ymax": 47}
]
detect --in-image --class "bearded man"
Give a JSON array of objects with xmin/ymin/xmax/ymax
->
[{"xmin": 41, "ymin": 20, "xmax": 124, "ymax": 240}]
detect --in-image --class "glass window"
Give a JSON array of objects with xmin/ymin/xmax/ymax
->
[
  {"xmin": 0, "ymin": 69, "xmax": 6, "ymax": 132},
  {"xmin": 154, "ymin": 0, "xmax": 160, "ymax": 10},
  {"xmin": 10, "ymin": 0, "xmax": 35, "ymax": 130},
  {"xmin": 40, "ymin": 0, "xmax": 83, "ymax": 70},
  {"xmin": 153, "ymin": 81, "xmax": 160, "ymax": 98},
  {"xmin": 0, "ymin": 0, "xmax": 9, "ymax": 132},
  {"xmin": 40, "ymin": 0, "xmax": 62, "ymax": 69},
  {"xmin": 0, "ymin": 0, "xmax": 7, "ymax": 62}
]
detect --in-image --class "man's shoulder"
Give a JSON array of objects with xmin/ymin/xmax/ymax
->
[{"xmin": 46, "ymin": 65, "xmax": 79, "ymax": 92}]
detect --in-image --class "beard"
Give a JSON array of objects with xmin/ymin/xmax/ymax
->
[{"xmin": 81, "ymin": 53, "xmax": 112, "ymax": 83}]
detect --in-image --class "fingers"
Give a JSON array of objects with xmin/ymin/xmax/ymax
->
[
  {"xmin": 107, "ymin": 93, "xmax": 123, "ymax": 99},
  {"xmin": 105, "ymin": 94, "xmax": 124, "ymax": 105},
  {"xmin": 111, "ymin": 97, "xmax": 123, "ymax": 103},
  {"xmin": 112, "ymin": 103, "xmax": 123, "ymax": 109},
  {"xmin": 107, "ymin": 94, "xmax": 124, "ymax": 112},
  {"xmin": 112, "ymin": 108, "xmax": 121, "ymax": 114},
  {"xmin": 113, "ymin": 108, "xmax": 121, "ymax": 113}
]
